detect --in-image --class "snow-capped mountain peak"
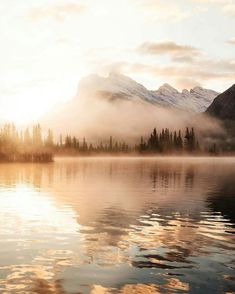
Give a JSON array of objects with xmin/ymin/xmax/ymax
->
[
  {"xmin": 77, "ymin": 73, "xmax": 219, "ymax": 112},
  {"xmin": 78, "ymin": 73, "xmax": 159, "ymax": 104},
  {"xmin": 157, "ymin": 83, "xmax": 179, "ymax": 95}
]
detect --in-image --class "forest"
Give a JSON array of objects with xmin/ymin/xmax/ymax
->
[
  {"xmin": 0, "ymin": 124, "xmax": 53, "ymax": 162},
  {"xmin": 0, "ymin": 123, "xmax": 221, "ymax": 162},
  {"xmin": 56, "ymin": 127, "xmax": 201, "ymax": 155}
]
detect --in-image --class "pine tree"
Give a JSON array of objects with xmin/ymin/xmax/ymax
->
[
  {"xmin": 82, "ymin": 137, "xmax": 88, "ymax": 152},
  {"xmin": 32, "ymin": 124, "xmax": 42, "ymax": 146},
  {"xmin": 109, "ymin": 136, "xmax": 113, "ymax": 152},
  {"xmin": 173, "ymin": 131, "xmax": 177, "ymax": 149},
  {"xmin": 140, "ymin": 136, "xmax": 146, "ymax": 152},
  {"xmin": 177, "ymin": 130, "xmax": 183, "ymax": 151},
  {"xmin": 24, "ymin": 128, "xmax": 31, "ymax": 145},
  {"xmin": 184, "ymin": 127, "xmax": 190, "ymax": 152},
  {"xmin": 59, "ymin": 134, "xmax": 63, "ymax": 148},
  {"xmin": 45, "ymin": 129, "xmax": 54, "ymax": 148},
  {"xmin": 65, "ymin": 135, "xmax": 72, "ymax": 148},
  {"xmin": 72, "ymin": 136, "xmax": 77, "ymax": 149}
]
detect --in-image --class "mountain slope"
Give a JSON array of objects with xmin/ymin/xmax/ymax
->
[
  {"xmin": 78, "ymin": 73, "xmax": 218, "ymax": 112},
  {"xmin": 153, "ymin": 83, "xmax": 218, "ymax": 112},
  {"xmin": 78, "ymin": 73, "xmax": 159, "ymax": 104},
  {"xmin": 206, "ymin": 84, "xmax": 235, "ymax": 120}
]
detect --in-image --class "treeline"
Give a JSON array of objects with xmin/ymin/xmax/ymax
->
[
  {"xmin": 56, "ymin": 127, "xmax": 200, "ymax": 155},
  {"xmin": 139, "ymin": 127, "xmax": 200, "ymax": 154},
  {"xmin": 0, "ymin": 123, "xmax": 53, "ymax": 162},
  {"xmin": 0, "ymin": 123, "xmax": 54, "ymax": 150},
  {"xmin": 0, "ymin": 123, "xmax": 220, "ymax": 159},
  {"xmin": 56, "ymin": 135, "xmax": 130, "ymax": 154}
]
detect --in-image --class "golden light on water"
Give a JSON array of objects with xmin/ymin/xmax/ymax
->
[
  {"xmin": 0, "ymin": 158, "xmax": 234, "ymax": 293},
  {"xmin": 0, "ymin": 183, "xmax": 78, "ymax": 228}
]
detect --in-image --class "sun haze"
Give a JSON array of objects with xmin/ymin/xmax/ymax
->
[{"xmin": 0, "ymin": 0, "xmax": 234, "ymax": 124}]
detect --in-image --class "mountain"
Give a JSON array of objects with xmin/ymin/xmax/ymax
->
[
  {"xmin": 42, "ymin": 72, "xmax": 222, "ymax": 140},
  {"xmin": 154, "ymin": 83, "xmax": 219, "ymax": 112},
  {"xmin": 206, "ymin": 84, "xmax": 235, "ymax": 120},
  {"xmin": 78, "ymin": 73, "xmax": 218, "ymax": 112},
  {"xmin": 78, "ymin": 73, "xmax": 159, "ymax": 104}
]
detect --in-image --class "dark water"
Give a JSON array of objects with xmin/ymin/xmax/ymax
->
[{"xmin": 0, "ymin": 157, "xmax": 234, "ymax": 294}]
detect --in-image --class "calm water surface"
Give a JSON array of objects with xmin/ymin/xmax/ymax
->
[{"xmin": 0, "ymin": 157, "xmax": 234, "ymax": 293}]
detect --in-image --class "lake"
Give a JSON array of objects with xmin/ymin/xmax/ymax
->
[{"xmin": 0, "ymin": 157, "xmax": 234, "ymax": 293}]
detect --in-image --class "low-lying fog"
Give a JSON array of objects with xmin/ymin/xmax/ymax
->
[{"xmin": 42, "ymin": 91, "xmax": 224, "ymax": 144}]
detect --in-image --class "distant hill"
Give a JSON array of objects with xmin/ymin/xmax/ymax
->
[{"xmin": 206, "ymin": 84, "xmax": 235, "ymax": 120}]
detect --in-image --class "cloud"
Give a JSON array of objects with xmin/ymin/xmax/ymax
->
[
  {"xmin": 223, "ymin": 3, "xmax": 235, "ymax": 15},
  {"xmin": 227, "ymin": 38, "xmax": 235, "ymax": 44},
  {"xmin": 131, "ymin": 40, "xmax": 235, "ymax": 87},
  {"xmin": 85, "ymin": 36, "xmax": 234, "ymax": 91},
  {"xmin": 148, "ymin": 59, "xmax": 235, "ymax": 82},
  {"xmin": 190, "ymin": 0, "xmax": 229, "ymax": 3},
  {"xmin": 132, "ymin": 0, "xmax": 190, "ymax": 22},
  {"xmin": 191, "ymin": 0, "xmax": 235, "ymax": 16},
  {"xmin": 174, "ymin": 78, "xmax": 201, "ymax": 89},
  {"xmin": 148, "ymin": 65, "xmax": 223, "ymax": 80},
  {"xmin": 138, "ymin": 41, "xmax": 200, "ymax": 56},
  {"xmin": 103, "ymin": 56, "xmax": 235, "ymax": 90},
  {"xmin": 137, "ymin": 41, "xmax": 201, "ymax": 63},
  {"xmin": 29, "ymin": 3, "xmax": 86, "ymax": 22}
]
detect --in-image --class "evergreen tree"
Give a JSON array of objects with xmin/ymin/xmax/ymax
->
[
  {"xmin": 65, "ymin": 135, "xmax": 72, "ymax": 148},
  {"xmin": 109, "ymin": 136, "xmax": 113, "ymax": 152},
  {"xmin": 32, "ymin": 124, "xmax": 42, "ymax": 146},
  {"xmin": 72, "ymin": 136, "xmax": 77, "ymax": 149},
  {"xmin": 173, "ymin": 131, "xmax": 177, "ymax": 149},
  {"xmin": 59, "ymin": 134, "xmax": 63, "ymax": 148},
  {"xmin": 191, "ymin": 128, "xmax": 196, "ymax": 151},
  {"xmin": 184, "ymin": 127, "xmax": 190, "ymax": 152},
  {"xmin": 24, "ymin": 128, "xmax": 31, "ymax": 145},
  {"xmin": 82, "ymin": 137, "xmax": 88, "ymax": 151},
  {"xmin": 140, "ymin": 136, "xmax": 146, "ymax": 152},
  {"xmin": 45, "ymin": 129, "xmax": 54, "ymax": 148},
  {"xmin": 177, "ymin": 130, "xmax": 183, "ymax": 151}
]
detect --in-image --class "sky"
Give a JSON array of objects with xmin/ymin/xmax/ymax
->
[{"xmin": 0, "ymin": 0, "xmax": 235, "ymax": 123}]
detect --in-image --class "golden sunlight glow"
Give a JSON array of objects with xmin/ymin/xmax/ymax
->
[
  {"xmin": 0, "ymin": 0, "xmax": 234, "ymax": 124},
  {"xmin": 3, "ymin": 103, "xmax": 44, "ymax": 124},
  {"xmin": 1, "ymin": 81, "xmax": 80, "ymax": 124},
  {"xmin": 0, "ymin": 184, "xmax": 77, "ymax": 227}
]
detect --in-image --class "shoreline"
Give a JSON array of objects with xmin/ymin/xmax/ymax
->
[{"xmin": 0, "ymin": 154, "xmax": 234, "ymax": 163}]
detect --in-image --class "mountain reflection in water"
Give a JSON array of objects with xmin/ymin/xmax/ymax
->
[{"xmin": 0, "ymin": 157, "xmax": 234, "ymax": 294}]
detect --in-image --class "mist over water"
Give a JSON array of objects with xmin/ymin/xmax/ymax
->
[{"xmin": 0, "ymin": 157, "xmax": 234, "ymax": 293}]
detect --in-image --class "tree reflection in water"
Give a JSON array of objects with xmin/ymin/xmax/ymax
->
[{"xmin": 0, "ymin": 158, "xmax": 234, "ymax": 293}]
